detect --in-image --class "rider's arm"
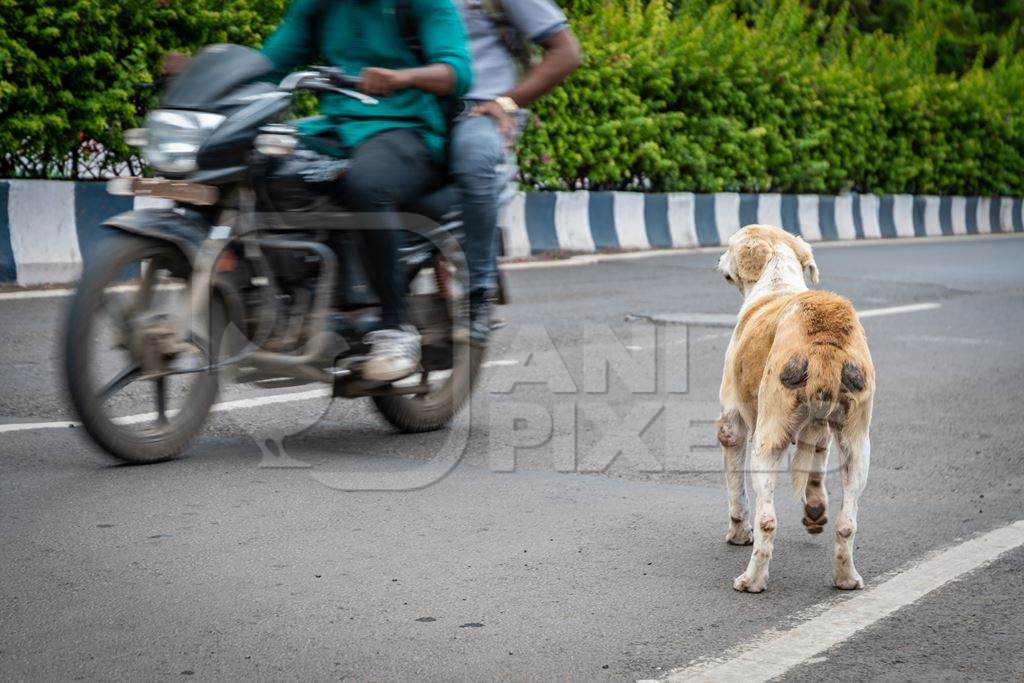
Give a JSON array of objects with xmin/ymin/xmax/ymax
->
[
  {"xmin": 470, "ymin": 7, "xmax": 581, "ymax": 145},
  {"xmin": 410, "ymin": 0, "xmax": 472, "ymax": 96},
  {"xmin": 504, "ymin": 28, "xmax": 582, "ymax": 108},
  {"xmin": 360, "ymin": 64, "xmax": 462, "ymax": 98},
  {"xmin": 260, "ymin": 0, "xmax": 317, "ymax": 80},
  {"xmin": 358, "ymin": 0, "xmax": 472, "ymax": 98}
]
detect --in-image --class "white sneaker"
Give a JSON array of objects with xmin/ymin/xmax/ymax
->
[{"xmin": 361, "ymin": 325, "xmax": 421, "ymax": 382}]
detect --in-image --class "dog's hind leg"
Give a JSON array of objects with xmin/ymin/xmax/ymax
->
[
  {"xmin": 833, "ymin": 429, "xmax": 870, "ymax": 590},
  {"xmin": 798, "ymin": 431, "xmax": 831, "ymax": 535},
  {"xmin": 718, "ymin": 411, "xmax": 751, "ymax": 545},
  {"xmin": 733, "ymin": 416, "xmax": 789, "ymax": 593}
]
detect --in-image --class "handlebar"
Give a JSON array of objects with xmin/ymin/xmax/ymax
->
[
  {"xmin": 313, "ymin": 66, "xmax": 362, "ymax": 89},
  {"xmin": 277, "ymin": 67, "xmax": 377, "ymax": 105}
]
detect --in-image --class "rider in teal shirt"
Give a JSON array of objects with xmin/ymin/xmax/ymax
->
[
  {"xmin": 261, "ymin": 0, "xmax": 472, "ymax": 162},
  {"xmin": 260, "ymin": 0, "xmax": 472, "ymax": 382}
]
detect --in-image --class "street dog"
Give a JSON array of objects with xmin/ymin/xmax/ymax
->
[{"xmin": 716, "ymin": 225, "xmax": 874, "ymax": 593}]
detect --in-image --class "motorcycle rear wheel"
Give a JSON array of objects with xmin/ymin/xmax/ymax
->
[
  {"xmin": 372, "ymin": 252, "xmax": 483, "ymax": 433},
  {"xmin": 371, "ymin": 346, "xmax": 483, "ymax": 433}
]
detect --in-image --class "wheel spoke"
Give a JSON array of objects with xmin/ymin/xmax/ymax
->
[
  {"xmin": 155, "ymin": 377, "xmax": 169, "ymax": 424},
  {"xmin": 101, "ymin": 291, "xmax": 132, "ymax": 335},
  {"xmin": 135, "ymin": 259, "xmax": 158, "ymax": 311},
  {"xmin": 96, "ymin": 363, "xmax": 142, "ymax": 403},
  {"xmin": 415, "ymin": 370, "xmax": 431, "ymax": 397}
]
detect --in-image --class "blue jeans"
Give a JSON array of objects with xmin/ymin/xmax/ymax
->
[{"xmin": 450, "ymin": 112, "xmax": 506, "ymax": 295}]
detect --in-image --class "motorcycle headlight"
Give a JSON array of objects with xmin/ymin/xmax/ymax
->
[{"xmin": 143, "ymin": 110, "xmax": 225, "ymax": 174}]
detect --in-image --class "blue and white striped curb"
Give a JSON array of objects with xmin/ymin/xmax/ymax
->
[
  {"xmin": 1, "ymin": 180, "xmax": 1022, "ymax": 285},
  {"xmin": 499, "ymin": 191, "xmax": 1024, "ymax": 258},
  {"xmin": 0, "ymin": 180, "xmax": 172, "ymax": 286}
]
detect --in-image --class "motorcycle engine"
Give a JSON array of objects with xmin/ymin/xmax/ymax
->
[{"xmin": 256, "ymin": 145, "xmax": 351, "ymax": 212}]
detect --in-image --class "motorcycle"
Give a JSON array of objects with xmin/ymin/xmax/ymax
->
[{"xmin": 63, "ymin": 44, "xmax": 493, "ymax": 464}]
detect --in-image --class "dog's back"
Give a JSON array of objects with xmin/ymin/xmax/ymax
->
[{"xmin": 756, "ymin": 291, "xmax": 875, "ymax": 456}]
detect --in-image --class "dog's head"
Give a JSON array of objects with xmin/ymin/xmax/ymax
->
[{"xmin": 717, "ymin": 224, "xmax": 819, "ymax": 292}]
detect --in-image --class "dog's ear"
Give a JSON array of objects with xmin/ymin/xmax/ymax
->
[
  {"xmin": 779, "ymin": 232, "xmax": 819, "ymax": 283},
  {"xmin": 736, "ymin": 238, "xmax": 773, "ymax": 283}
]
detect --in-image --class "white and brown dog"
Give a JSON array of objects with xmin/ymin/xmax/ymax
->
[{"xmin": 716, "ymin": 225, "xmax": 874, "ymax": 593}]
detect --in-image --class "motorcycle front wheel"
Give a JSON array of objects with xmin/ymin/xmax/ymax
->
[{"xmin": 63, "ymin": 233, "xmax": 222, "ymax": 463}]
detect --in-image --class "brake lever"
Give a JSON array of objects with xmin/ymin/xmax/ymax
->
[
  {"xmin": 279, "ymin": 71, "xmax": 379, "ymax": 105},
  {"xmin": 336, "ymin": 87, "xmax": 379, "ymax": 106},
  {"xmin": 307, "ymin": 81, "xmax": 378, "ymax": 105},
  {"xmin": 313, "ymin": 65, "xmax": 362, "ymax": 88}
]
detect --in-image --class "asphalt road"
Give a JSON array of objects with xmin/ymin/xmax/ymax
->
[{"xmin": 1, "ymin": 235, "xmax": 1023, "ymax": 681}]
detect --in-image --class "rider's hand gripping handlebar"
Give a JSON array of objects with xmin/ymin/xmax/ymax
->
[{"xmin": 277, "ymin": 67, "xmax": 378, "ymax": 105}]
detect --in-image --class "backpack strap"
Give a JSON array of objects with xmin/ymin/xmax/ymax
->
[
  {"xmin": 304, "ymin": 0, "xmax": 331, "ymax": 58},
  {"xmin": 393, "ymin": 0, "xmax": 425, "ymax": 64},
  {"xmin": 478, "ymin": 0, "xmax": 538, "ymax": 74}
]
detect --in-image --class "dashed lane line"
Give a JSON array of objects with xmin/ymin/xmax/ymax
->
[
  {"xmin": 857, "ymin": 302, "xmax": 942, "ymax": 318},
  {"xmin": 0, "ymin": 388, "xmax": 332, "ymax": 435},
  {"xmin": 629, "ymin": 302, "xmax": 941, "ymax": 328},
  {"xmin": 0, "ymin": 361, "xmax": 520, "ymax": 436}
]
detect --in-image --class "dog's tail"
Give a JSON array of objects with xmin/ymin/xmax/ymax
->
[{"xmin": 780, "ymin": 344, "xmax": 868, "ymax": 497}]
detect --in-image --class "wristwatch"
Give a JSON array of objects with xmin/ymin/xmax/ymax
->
[{"xmin": 494, "ymin": 95, "xmax": 520, "ymax": 114}]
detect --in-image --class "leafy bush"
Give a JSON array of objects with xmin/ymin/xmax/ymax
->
[
  {"xmin": 0, "ymin": 0, "xmax": 286, "ymax": 178},
  {"xmin": 2, "ymin": 0, "xmax": 1022, "ymax": 195},
  {"xmin": 519, "ymin": 0, "xmax": 1024, "ymax": 194}
]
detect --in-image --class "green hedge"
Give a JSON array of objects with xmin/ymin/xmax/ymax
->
[
  {"xmin": 2, "ymin": 0, "xmax": 1022, "ymax": 195},
  {"xmin": 519, "ymin": 0, "xmax": 1024, "ymax": 193},
  {"xmin": 0, "ymin": 0, "xmax": 286, "ymax": 178}
]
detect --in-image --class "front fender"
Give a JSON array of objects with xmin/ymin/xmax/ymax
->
[
  {"xmin": 102, "ymin": 208, "xmax": 246, "ymax": 332},
  {"xmin": 103, "ymin": 208, "xmax": 212, "ymax": 262}
]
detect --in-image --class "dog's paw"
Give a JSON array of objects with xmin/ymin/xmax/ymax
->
[
  {"xmin": 733, "ymin": 572, "xmax": 767, "ymax": 593},
  {"xmin": 726, "ymin": 523, "xmax": 753, "ymax": 546},
  {"xmin": 833, "ymin": 571, "xmax": 864, "ymax": 590},
  {"xmin": 802, "ymin": 504, "xmax": 828, "ymax": 535}
]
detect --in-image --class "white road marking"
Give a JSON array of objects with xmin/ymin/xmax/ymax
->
[
  {"xmin": 209, "ymin": 388, "xmax": 330, "ymax": 411},
  {"xmin": 650, "ymin": 519, "xmax": 1024, "ymax": 683},
  {"xmin": 627, "ymin": 312, "xmax": 736, "ymax": 328},
  {"xmin": 896, "ymin": 334, "xmax": 1006, "ymax": 347},
  {"xmin": 0, "ymin": 420, "xmax": 80, "ymax": 434},
  {"xmin": 630, "ymin": 302, "xmax": 941, "ymax": 328},
  {"xmin": 0, "ymin": 362, "xmax": 524, "ymax": 435},
  {"xmin": 857, "ymin": 302, "xmax": 941, "ymax": 318},
  {"xmin": 482, "ymin": 359, "xmax": 520, "ymax": 368},
  {"xmin": 0, "ymin": 388, "xmax": 331, "ymax": 435},
  {"xmin": 0, "ymin": 288, "xmax": 76, "ymax": 301},
  {"xmin": 0, "ymin": 283, "xmax": 183, "ymax": 301},
  {"xmin": 693, "ymin": 332, "xmax": 733, "ymax": 342}
]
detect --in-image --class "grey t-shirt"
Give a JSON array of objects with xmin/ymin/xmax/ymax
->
[{"xmin": 457, "ymin": 0, "xmax": 568, "ymax": 101}]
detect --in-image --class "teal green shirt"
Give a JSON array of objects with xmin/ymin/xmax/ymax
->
[{"xmin": 261, "ymin": 0, "xmax": 472, "ymax": 162}]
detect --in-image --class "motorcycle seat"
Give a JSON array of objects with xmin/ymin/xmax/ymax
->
[
  {"xmin": 401, "ymin": 184, "xmax": 461, "ymax": 224},
  {"xmin": 294, "ymin": 122, "xmax": 463, "ymax": 222}
]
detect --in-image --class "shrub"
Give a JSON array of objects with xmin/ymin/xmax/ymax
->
[
  {"xmin": 518, "ymin": 0, "xmax": 1024, "ymax": 194},
  {"xmin": 2, "ymin": 0, "xmax": 1022, "ymax": 195},
  {"xmin": 0, "ymin": 0, "xmax": 287, "ymax": 178}
]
